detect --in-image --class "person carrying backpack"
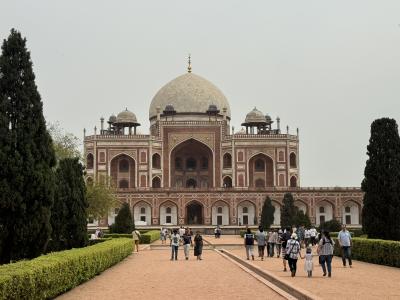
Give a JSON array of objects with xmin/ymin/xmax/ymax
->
[
  {"xmin": 170, "ymin": 229, "xmax": 180, "ymax": 261},
  {"xmin": 244, "ymin": 228, "xmax": 255, "ymax": 260},
  {"xmin": 317, "ymin": 231, "xmax": 335, "ymax": 277},
  {"xmin": 280, "ymin": 227, "xmax": 291, "ymax": 272}
]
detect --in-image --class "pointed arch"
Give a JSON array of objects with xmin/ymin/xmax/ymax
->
[
  {"xmin": 248, "ymin": 153, "xmax": 274, "ymax": 187},
  {"xmin": 170, "ymin": 138, "xmax": 214, "ymax": 188},
  {"xmin": 110, "ymin": 154, "xmax": 136, "ymax": 189}
]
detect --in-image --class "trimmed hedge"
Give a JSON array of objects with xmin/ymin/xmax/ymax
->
[
  {"xmin": 140, "ymin": 230, "xmax": 160, "ymax": 244},
  {"xmin": 0, "ymin": 238, "xmax": 133, "ymax": 299},
  {"xmin": 104, "ymin": 233, "xmax": 132, "ymax": 239},
  {"xmin": 333, "ymin": 237, "xmax": 400, "ymax": 268}
]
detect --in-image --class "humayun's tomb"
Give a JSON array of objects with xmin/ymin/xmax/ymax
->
[{"xmin": 84, "ymin": 60, "xmax": 363, "ymax": 228}]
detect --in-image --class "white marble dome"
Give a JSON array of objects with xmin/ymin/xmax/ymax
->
[{"xmin": 149, "ymin": 73, "xmax": 231, "ymax": 120}]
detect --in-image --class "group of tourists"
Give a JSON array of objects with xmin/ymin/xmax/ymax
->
[
  {"xmin": 163, "ymin": 226, "xmax": 204, "ymax": 261},
  {"xmin": 244, "ymin": 224, "xmax": 353, "ymax": 278}
]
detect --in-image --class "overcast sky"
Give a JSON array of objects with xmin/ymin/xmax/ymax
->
[{"xmin": 1, "ymin": 1, "xmax": 399, "ymax": 187}]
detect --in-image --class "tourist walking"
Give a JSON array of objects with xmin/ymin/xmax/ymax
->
[
  {"xmin": 304, "ymin": 245, "xmax": 314, "ymax": 277},
  {"xmin": 281, "ymin": 227, "xmax": 291, "ymax": 272},
  {"xmin": 304, "ymin": 228, "xmax": 311, "ymax": 247},
  {"xmin": 182, "ymin": 229, "xmax": 193, "ymax": 260},
  {"xmin": 285, "ymin": 233, "xmax": 302, "ymax": 277},
  {"xmin": 275, "ymin": 229, "xmax": 283, "ymax": 258},
  {"xmin": 268, "ymin": 230, "xmax": 277, "ymax": 257},
  {"xmin": 244, "ymin": 228, "xmax": 255, "ymax": 260},
  {"xmin": 179, "ymin": 226, "xmax": 185, "ymax": 237},
  {"xmin": 338, "ymin": 224, "xmax": 352, "ymax": 267},
  {"xmin": 297, "ymin": 225, "xmax": 305, "ymax": 248},
  {"xmin": 160, "ymin": 227, "xmax": 167, "ymax": 244},
  {"xmin": 309, "ymin": 226, "xmax": 317, "ymax": 246},
  {"xmin": 194, "ymin": 231, "xmax": 203, "ymax": 260},
  {"xmin": 132, "ymin": 229, "xmax": 141, "ymax": 252},
  {"xmin": 317, "ymin": 231, "xmax": 335, "ymax": 277},
  {"xmin": 266, "ymin": 230, "xmax": 272, "ymax": 257},
  {"xmin": 255, "ymin": 226, "xmax": 267, "ymax": 260},
  {"xmin": 170, "ymin": 229, "xmax": 180, "ymax": 260}
]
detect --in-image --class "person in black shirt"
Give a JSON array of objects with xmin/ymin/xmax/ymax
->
[{"xmin": 182, "ymin": 229, "xmax": 193, "ymax": 260}]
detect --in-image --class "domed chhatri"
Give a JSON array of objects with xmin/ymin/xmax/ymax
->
[
  {"xmin": 116, "ymin": 108, "xmax": 139, "ymax": 125},
  {"xmin": 243, "ymin": 107, "xmax": 266, "ymax": 124},
  {"xmin": 108, "ymin": 114, "xmax": 117, "ymax": 124},
  {"xmin": 149, "ymin": 72, "xmax": 231, "ymax": 120}
]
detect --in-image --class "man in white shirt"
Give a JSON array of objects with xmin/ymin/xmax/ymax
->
[
  {"xmin": 179, "ymin": 226, "xmax": 185, "ymax": 237},
  {"xmin": 338, "ymin": 224, "xmax": 352, "ymax": 267},
  {"xmin": 170, "ymin": 229, "xmax": 180, "ymax": 260},
  {"xmin": 304, "ymin": 229, "xmax": 311, "ymax": 246},
  {"xmin": 309, "ymin": 227, "xmax": 317, "ymax": 245}
]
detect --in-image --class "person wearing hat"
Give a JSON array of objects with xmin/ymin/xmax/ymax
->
[{"xmin": 285, "ymin": 233, "xmax": 303, "ymax": 277}]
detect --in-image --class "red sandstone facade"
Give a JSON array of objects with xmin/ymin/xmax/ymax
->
[{"xmin": 84, "ymin": 70, "xmax": 363, "ymax": 227}]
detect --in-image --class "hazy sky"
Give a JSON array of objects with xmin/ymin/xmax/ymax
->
[{"xmin": 1, "ymin": 1, "xmax": 399, "ymax": 187}]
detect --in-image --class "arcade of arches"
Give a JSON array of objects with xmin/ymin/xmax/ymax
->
[{"xmin": 113, "ymin": 194, "xmax": 362, "ymax": 227}]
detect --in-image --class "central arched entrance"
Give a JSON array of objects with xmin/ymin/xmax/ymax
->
[
  {"xmin": 186, "ymin": 201, "xmax": 203, "ymax": 225},
  {"xmin": 170, "ymin": 139, "xmax": 213, "ymax": 188}
]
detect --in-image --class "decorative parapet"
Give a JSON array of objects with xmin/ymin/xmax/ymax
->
[{"xmin": 84, "ymin": 134, "xmax": 150, "ymax": 141}]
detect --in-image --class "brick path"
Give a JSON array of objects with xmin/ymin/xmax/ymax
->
[
  {"xmin": 204, "ymin": 236, "xmax": 400, "ymax": 300},
  {"xmin": 58, "ymin": 247, "xmax": 284, "ymax": 300}
]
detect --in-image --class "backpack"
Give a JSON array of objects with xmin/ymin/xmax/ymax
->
[{"xmin": 245, "ymin": 233, "xmax": 254, "ymax": 245}]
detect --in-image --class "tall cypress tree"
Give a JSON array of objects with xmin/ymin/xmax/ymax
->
[
  {"xmin": 51, "ymin": 158, "xmax": 88, "ymax": 249},
  {"xmin": 280, "ymin": 192, "xmax": 296, "ymax": 229},
  {"xmin": 111, "ymin": 202, "xmax": 134, "ymax": 234},
  {"xmin": 260, "ymin": 196, "xmax": 275, "ymax": 229},
  {"xmin": 0, "ymin": 29, "xmax": 56, "ymax": 263},
  {"xmin": 362, "ymin": 118, "xmax": 400, "ymax": 240}
]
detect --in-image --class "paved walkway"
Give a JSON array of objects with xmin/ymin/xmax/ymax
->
[
  {"xmin": 204, "ymin": 236, "xmax": 400, "ymax": 300},
  {"xmin": 58, "ymin": 247, "xmax": 284, "ymax": 300}
]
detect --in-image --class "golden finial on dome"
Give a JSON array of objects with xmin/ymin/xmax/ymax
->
[{"xmin": 187, "ymin": 53, "xmax": 192, "ymax": 73}]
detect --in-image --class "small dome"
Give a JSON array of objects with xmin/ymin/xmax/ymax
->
[
  {"xmin": 244, "ymin": 107, "xmax": 266, "ymax": 124},
  {"xmin": 207, "ymin": 104, "xmax": 219, "ymax": 112},
  {"xmin": 108, "ymin": 114, "xmax": 117, "ymax": 123},
  {"xmin": 265, "ymin": 114, "xmax": 273, "ymax": 124},
  {"xmin": 164, "ymin": 104, "xmax": 176, "ymax": 112},
  {"xmin": 115, "ymin": 108, "xmax": 138, "ymax": 124}
]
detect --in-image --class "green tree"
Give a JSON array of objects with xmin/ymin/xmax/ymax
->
[
  {"xmin": 260, "ymin": 196, "xmax": 275, "ymax": 229},
  {"xmin": 362, "ymin": 118, "xmax": 400, "ymax": 240},
  {"xmin": 0, "ymin": 29, "xmax": 56, "ymax": 263},
  {"xmin": 110, "ymin": 202, "xmax": 134, "ymax": 233},
  {"xmin": 280, "ymin": 192, "xmax": 296, "ymax": 229},
  {"xmin": 47, "ymin": 122, "xmax": 81, "ymax": 162},
  {"xmin": 318, "ymin": 219, "xmax": 341, "ymax": 232},
  {"xmin": 294, "ymin": 209, "xmax": 311, "ymax": 228},
  {"xmin": 86, "ymin": 177, "xmax": 117, "ymax": 220},
  {"xmin": 51, "ymin": 158, "xmax": 88, "ymax": 250}
]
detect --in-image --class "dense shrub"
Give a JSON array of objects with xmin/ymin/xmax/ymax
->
[
  {"xmin": 333, "ymin": 237, "xmax": 400, "ymax": 268},
  {"xmin": 318, "ymin": 219, "xmax": 341, "ymax": 232},
  {"xmin": 110, "ymin": 203, "xmax": 134, "ymax": 233},
  {"xmin": 0, "ymin": 238, "xmax": 132, "ymax": 299},
  {"xmin": 140, "ymin": 230, "xmax": 160, "ymax": 244}
]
